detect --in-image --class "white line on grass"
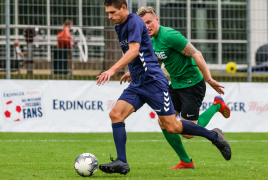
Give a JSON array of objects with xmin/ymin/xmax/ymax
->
[
  {"xmin": 0, "ymin": 162, "xmax": 232, "ymax": 166},
  {"xmin": 0, "ymin": 140, "xmax": 268, "ymax": 143}
]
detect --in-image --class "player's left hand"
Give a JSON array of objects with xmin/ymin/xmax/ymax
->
[
  {"xmin": 96, "ymin": 69, "xmax": 115, "ymax": 86},
  {"xmin": 120, "ymin": 72, "xmax": 131, "ymax": 84},
  {"xmin": 207, "ymin": 78, "xmax": 225, "ymax": 95}
]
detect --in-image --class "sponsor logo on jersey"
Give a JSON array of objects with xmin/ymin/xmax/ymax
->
[
  {"xmin": 119, "ymin": 39, "xmax": 128, "ymax": 48},
  {"xmin": 164, "ymin": 91, "xmax": 170, "ymax": 112},
  {"xmin": 155, "ymin": 51, "xmax": 167, "ymax": 60},
  {"xmin": 187, "ymin": 114, "xmax": 194, "ymax": 117},
  {"xmin": 139, "ymin": 52, "xmax": 147, "ymax": 71}
]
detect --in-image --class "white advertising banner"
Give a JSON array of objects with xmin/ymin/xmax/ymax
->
[{"xmin": 0, "ymin": 80, "xmax": 267, "ymax": 132}]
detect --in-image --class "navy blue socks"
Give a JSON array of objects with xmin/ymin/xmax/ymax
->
[
  {"xmin": 181, "ymin": 120, "xmax": 218, "ymax": 142},
  {"xmin": 112, "ymin": 122, "xmax": 127, "ymax": 163}
]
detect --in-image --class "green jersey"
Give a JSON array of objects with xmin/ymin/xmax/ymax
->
[{"xmin": 151, "ymin": 26, "xmax": 203, "ymax": 89}]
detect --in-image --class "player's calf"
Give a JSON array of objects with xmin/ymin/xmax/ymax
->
[
  {"xmin": 181, "ymin": 134, "xmax": 195, "ymax": 139},
  {"xmin": 181, "ymin": 119, "xmax": 198, "ymax": 139}
]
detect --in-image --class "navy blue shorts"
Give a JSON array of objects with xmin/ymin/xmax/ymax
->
[{"xmin": 118, "ymin": 79, "xmax": 175, "ymax": 116}]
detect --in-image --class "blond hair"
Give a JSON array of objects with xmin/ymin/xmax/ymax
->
[
  {"xmin": 14, "ymin": 39, "xmax": 19, "ymax": 46},
  {"xmin": 136, "ymin": 6, "xmax": 157, "ymax": 17}
]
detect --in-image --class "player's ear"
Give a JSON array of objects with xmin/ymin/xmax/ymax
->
[
  {"xmin": 156, "ymin": 16, "xmax": 160, "ymax": 23},
  {"xmin": 121, "ymin": 4, "xmax": 127, "ymax": 11}
]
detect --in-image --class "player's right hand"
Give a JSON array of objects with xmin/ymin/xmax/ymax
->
[
  {"xmin": 207, "ymin": 78, "xmax": 225, "ymax": 95},
  {"xmin": 96, "ymin": 69, "xmax": 115, "ymax": 86},
  {"xmin": 120, "ymin": 72, "xmax": 131, "ymax": 84}
]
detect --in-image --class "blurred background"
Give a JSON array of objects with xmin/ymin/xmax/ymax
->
[{"xmin": 0, "ymin": 0, "xmax": 267, "ymax": 82}]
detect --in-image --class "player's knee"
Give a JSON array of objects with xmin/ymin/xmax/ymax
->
[
  {"xmin": 109, "ymin": 111, "xmax": 115, "ymax": 122},
  {"xmin": 182, "ymin": 134, "xmax": 195, "ymax": 139},
  {"xmin": 158, "ymin": 119, "xmax": 165, "ymax": 129},
  {"xmin": 165, "ymin": 126, "xmax": 179, "ymax": 134},
  {"xmin": 109, "ymin": 110, "xmax": 122, "ymax": 123}
]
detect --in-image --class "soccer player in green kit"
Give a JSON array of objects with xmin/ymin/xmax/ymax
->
[{"xmin": 122, "ymin": 6, "xmax": 231, "ymax": 169}]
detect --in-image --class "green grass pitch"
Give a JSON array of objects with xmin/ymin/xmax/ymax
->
[{"xmin": 1, "ymin": 132, "xmax": 268, "ymax": 179}]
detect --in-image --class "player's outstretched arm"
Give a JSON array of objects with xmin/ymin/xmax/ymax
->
[
  {"xmin": 96, "ymin": 42, "xmax": 140, "ymax": 86},
  {"xmin": 181, "ymin": 42, "xmax": 225, "ymax": 95}
]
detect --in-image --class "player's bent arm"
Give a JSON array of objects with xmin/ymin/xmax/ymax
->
[
  {"xmin": 19, "ymin": 52, "xmax": 24, "ymax": 58},
  {"xmin": 180, "ymin": 42, "xmax": 225, "ymax": 94},
  {"xmin": 180, "ymin": 42, "xmax": 213, "ymax": 82},
  {"xmin": 109, "ymin": 42, "xmax": 140, "ymax": 73}
]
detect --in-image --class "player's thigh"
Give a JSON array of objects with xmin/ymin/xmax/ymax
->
[
  {"xmin": 110, "ymin": 100, "xmax": 135, "ymax": 123},
  {"xmin": 158, "ymin": 110, "xmax": 179, "ymax": 129},
  {"xmin": 169, "ymin": 84, "xmax": 182, "ymax": 115},
  {"xmin": 179, "ymin": 79, "xmax": 206, "ymax": 121},
  {"xmin": 158, "ymin": 114, "xmax": 183, "ymax": 134},
  {"xmin": 111, "ymin": 86, "xmax": 145, "ymax": 123},
  {"xmin": 175, "ymin": 110, "xmax": 180, "ymax": 117},
  {"xmin": 139, "ymin": 79, "xmax": 175, "ymax": 116}
]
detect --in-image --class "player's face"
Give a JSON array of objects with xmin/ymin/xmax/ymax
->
[
  {"xmin": 105, "ymin": 5, "xmax": 128, "ymax": 24},
  {"xmin": 141, "ymin": 13, "xmax": 160, "ymax": 37}
]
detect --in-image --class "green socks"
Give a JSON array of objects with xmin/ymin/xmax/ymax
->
[
  {"xmin": 197, "ymin": 104, "xmax": 221, "ymax": 127},
  {"xmin": 161, "ymin": 104, "xmax": 221, "ymax": 164},
  {"xmin": 162, "ymin": 129, "xmax": 191, "ymax": 163},
  {"xmin": 161, "ymin": 104, "xmax": 221, "ymax": 163}
]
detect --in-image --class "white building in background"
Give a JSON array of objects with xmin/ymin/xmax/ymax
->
[
  {"xmin": 250, "ymin": 0, "xmax": 268, "ymax": 66},
  {"xmin": 0, "ymin": 0, "xmax": 267, "ymax": 69}
]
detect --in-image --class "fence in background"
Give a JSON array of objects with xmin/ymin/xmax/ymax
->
[{"xmin": 1, "ymin": 0, "xmax": 268, "ymax": 82}]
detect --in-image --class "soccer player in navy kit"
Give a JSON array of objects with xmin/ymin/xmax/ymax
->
[{"xmin": 97, "ymin": 0, "xmax": 231, "ymax": 175}]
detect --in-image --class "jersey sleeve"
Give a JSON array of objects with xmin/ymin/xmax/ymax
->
[
  {"xmin": 127, "ymin": 19, "xmax": 143, "ymax": 45},
  {"xmin": 16, "ymin": 47, "xmax": 21, "ymax": 53},
  {"xmin": 165, "ymin": 30, "xmax": 189, "ymax": 53}
]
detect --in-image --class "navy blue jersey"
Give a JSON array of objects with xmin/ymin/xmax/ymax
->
[{"xmin": 115, "ymin": 13, "xmax": 166, "ymax": 87}]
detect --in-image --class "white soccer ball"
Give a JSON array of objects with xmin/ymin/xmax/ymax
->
[{"xmin": 74, "ymin": 153, "xmax": 98, "ymax": 177}]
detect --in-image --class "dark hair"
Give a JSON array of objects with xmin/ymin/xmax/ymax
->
[
  {"xmin": 63, "ymin": 19, "xmax": 73, "ymax": 27},
  {"xmin": 104, "ymin": 0, "xmax": 127, "ymax": 9}
]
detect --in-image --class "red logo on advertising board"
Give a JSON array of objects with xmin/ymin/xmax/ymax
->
[
  {"xmin": 249, "ymin": 102, "xmax": 268, "ymax": 114},
  {"xmin": 149, "ymin": 111, "xmax": 156, "ymax": 119},
  {"xmin": 106, "ymin": 100, "xmax": 116, "ymax": 111},
  {"xmin": 4, "ymin": 100, "xmax": 22, "ymax": 122}
]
